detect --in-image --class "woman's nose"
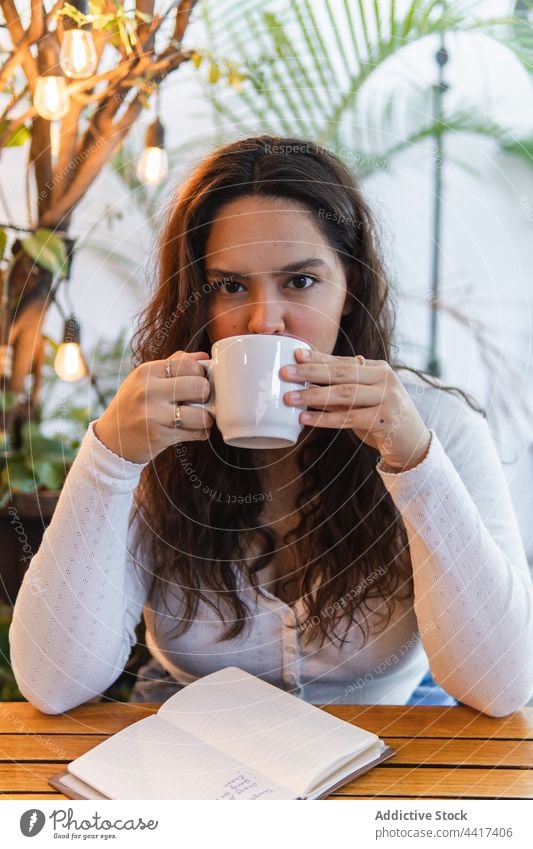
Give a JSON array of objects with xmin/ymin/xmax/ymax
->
[{"xmin": 247, "ymin": 298, "xmax": 286, "ymax": 335}]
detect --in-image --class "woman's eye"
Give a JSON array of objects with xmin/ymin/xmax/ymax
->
[
  {"xmin": 223, "ymin": 279, "xmax": 244, "ymax": 294},
  {"xmin": 210, "ymin": 278, "xmax": 245, "ymax": 294},
  {"xmin": 287, "ymin": 274, "xmax": 317, "ymax": 290},
  {"xmin": 209, "ymin": 274, "xmax": 317, "ymax": 294}
]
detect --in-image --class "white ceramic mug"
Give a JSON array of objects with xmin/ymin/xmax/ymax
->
[{"xmin": 186, "ymin": 334, "xmax": 311, "ymax": 448}]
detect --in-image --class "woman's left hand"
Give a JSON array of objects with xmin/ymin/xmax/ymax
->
[{"xmin": 280, "ymin": 348, "xmax": 431, "ymax": 472}]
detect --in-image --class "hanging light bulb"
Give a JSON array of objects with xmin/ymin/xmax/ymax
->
[
  {"xmin": 59, "ymin": 0, "xmax": 98, "ymax": 81},
  {"xmin": 60, "ymin": 28, "xmax": 97, "ymax": 78},
  {"xmin": 34, "ymin": 33, "xmax": 70, "ymax": 121},
  {"xmin": 54, "ymin": 315, "xmax": 87, "ymax": 382},
  {"xmin": 136, "ymin": 118, "xmax": 169, "ymax": 186},
  {"xmin": 59, "ymin": 0, "xmax": 97, "ymax": 79},
  {"xmin": 33, "ymin": 76, "xmax": 70, "ymax": 120}
]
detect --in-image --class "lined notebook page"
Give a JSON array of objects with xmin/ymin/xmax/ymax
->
[
  {"xmin": 158, "ymin": 667, "xmax": 378, "ymax": 797},
  {"xmin": 69, "ymin": 715, "xmax": 296, "ymax": 800}
]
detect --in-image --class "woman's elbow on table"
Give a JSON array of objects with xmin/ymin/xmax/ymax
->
[
  {"xmin": 13, "ymin": 680, "xmax": 100, "ymax": 716},
  {"xmin": 24, "ymin": 695, "xmax": 73, "ymax": 716},
  {"xmin": 478, "ymin": 687, "xmax": 533, "ymax": 718},
  {"xmin": 454, "ymin": 681, "xmax": 533, "ymax": 718},
  {"xmin": 429, "ymin": 652, "xmax": 533, "ymax": 718},
  {"xmin": 9, "ymin": 640, "xmax": 110, "ymax": 715}
]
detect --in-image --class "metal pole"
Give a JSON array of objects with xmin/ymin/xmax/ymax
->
[{"xmin": 427, "ymin": 30, "xmax": 449, "ymax": 378}]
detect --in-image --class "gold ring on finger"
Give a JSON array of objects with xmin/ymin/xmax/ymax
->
[{"xmin": 174, "ymin": 403, "xmax": 184, "ymax": 428}]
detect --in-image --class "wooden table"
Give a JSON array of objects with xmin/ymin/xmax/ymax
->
[{"xmin": 1, "ymin": 702, "xmax": 532, "ymax": 799}]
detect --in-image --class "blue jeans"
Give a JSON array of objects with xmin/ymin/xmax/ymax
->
[
  {"xmin": 130, "ymin": 659, "xmax": 459, "ymax": 707},
  {"xmin": 407, "ymin": 669, "xmax": 458, "ymax": 706}
]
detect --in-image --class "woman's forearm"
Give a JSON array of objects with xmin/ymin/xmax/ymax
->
[{"xmin": 379, "ymin": 429, "xmax": 533, "ymax": 716}]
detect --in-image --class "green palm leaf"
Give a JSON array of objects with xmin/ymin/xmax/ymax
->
[{"xmin": 199, "ymin": 0, "xmax": 532, "ymax": 168}]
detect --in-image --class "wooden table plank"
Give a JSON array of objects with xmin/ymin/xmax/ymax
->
[
  {"xmin": 2, "ymin": 734, "xmax": 531, "ymax": 768},
  {"xmin": 0, "ymin": 794, "xmax": 66, "ymax": 800},
  {"xmin": 0, "ymin": 763, "xmax": 68, "ymax": 793},
  {"xmin": 322, "ymin": 706, "xmax": 533, "ymax": 739},
  {"xmin": 333, "ymin": 767, "xmax": 533, "ymax": 799},
  {"xmin": 0, "ymin": 702, "xmax": 156, "ymax": 734},
  {"xmin": 2, "ymin": 703, "xmax": 531, "ymax": 739},
  {"xmin": 3, "ymin": 761, "xmax": 531, "ymax": 799},
  {"xmin": 0, "ymin": 734, "xmax": 108, "ymax": 761},
  {"xmin": 330, "ymin": 796, "xmax": 461, "ymax": 801},
  {"xmin": 384, "ymin": 738, "xmax": 533, "ymax": 768}
]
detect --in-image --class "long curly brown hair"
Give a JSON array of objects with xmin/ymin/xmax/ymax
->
[{"xmin": 130, "ymin": 134, "xmax": 417, "ymax": 649}]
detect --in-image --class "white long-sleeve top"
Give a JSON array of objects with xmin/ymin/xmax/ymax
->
[{"xmin": 9, "ymin": 371, "xmax": 533, "ymax": 716}]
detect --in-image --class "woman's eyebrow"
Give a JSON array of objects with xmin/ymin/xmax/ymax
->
[{"xmin": 205, "ymin": 257, "xmax": 330, "ymax": 277}]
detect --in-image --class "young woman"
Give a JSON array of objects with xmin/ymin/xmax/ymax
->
[{"xmin": 10, "ymin": 135, "xmax": 533, "ymax": 716}]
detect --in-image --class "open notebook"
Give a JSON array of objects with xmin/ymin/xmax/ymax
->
[{"xmin": 49, "ymin": 667, "xmax": 394, "ymax": 800}]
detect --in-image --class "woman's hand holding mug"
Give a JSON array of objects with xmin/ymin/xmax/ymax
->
[
  {"xmin": 94, "ymin": 351, "xmax": 214, "ymax": 464},
  {"xmin": 280, "ymin": 348, "xmax": 432, "ymax": 472}
]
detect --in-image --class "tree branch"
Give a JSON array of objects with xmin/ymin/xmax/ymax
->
[
  {"xmin": 142, "ymin": 47, "xmax": 192, "ymax": 79},
  {"xmin": 30, "ymin": 116, "xmax": 52, "ymax": 219},
  {"xmin": 52, "ymin": 99, "xmax": 84, "ymax": 206},
  {"xmin": 158, "ymin": 0, "xmax": 198, "ymax": 62},
  {"xmin": 39, "ymin": 101, "xmax": 144, "ymax": 227},
  {"xmin": 27, "ymin": 0, "xmax": 46, "ymax": 43},
  {"xmin": 81, "ymin": 52, "xmax": 153, "ymax": 135},
  {"xmin": 0, "ymin": 0, "xmax": 39, "ymax": 84},
  {"xmin": 0, "ymin": 83, "xmax": 28, "ymax": 127},
  {"xmin": 0, "ymin": 48, "xmax": 23, "ymax": 89},
  {"xmin": 0, "ymin": 0, "xmax": 24, "ymax": 43},
  {"xmin": 46, "ymin": 0, "xmax": 64, "ymax": 27},
  {"xmin": 136, "ymin": 0, "xmax": 155, "ymax": 45},
  {"xmin": 173, "ymin": 0, "xmax": 197, "ymax": 44}
]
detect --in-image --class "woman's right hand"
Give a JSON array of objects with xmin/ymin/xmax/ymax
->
[{"xmin": 93, "ymin": 351, "xmax": 214, "ymax": 464}]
